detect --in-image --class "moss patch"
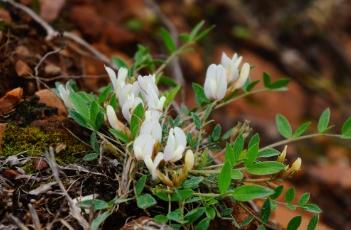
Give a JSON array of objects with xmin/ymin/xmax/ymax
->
[{"xmin": 0, "ymin": 123, "xmax": 90, "ymax": 164}]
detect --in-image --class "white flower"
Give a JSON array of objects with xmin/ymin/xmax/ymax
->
[
  {"xmin": 118, "ymin": 82, "xmax": 140, "ymax": 106},
  {"xmin": 105, "ymin": 66, "xmax": 128, "ymax": 93},
  {"xmin": 144, "ymin": 152, "xmax": 164, "ymax": 179},
  {"xmin": 106, "ymin": 105, "xmax": 126, "ymax": 131},
  {"xmin": 233, "ymin": 63, "xmax": 250, "ymax": 89},
  {"xmin": 121, "ymin": 95, "xmax": 143, "ymax": 122},
  {"xmin": 140, "ymin": 117, "xmax": 162, "ymax": 142},
  {"xmin": 221, "ymin": 52, "xmax": 242, "ymax": 82},
  {"xmin": 56, "ymin": 82, "xmax": 73, "ymax": 109},
  {"xmin": 184, "ymin": 150, "xmax": 194, "ymax": 171},
  {"xmin": 145, "ymin": 110, "xmax": 162, "ymax": 122},
  {"xmin": 138, "ymin": 75, "xmax": 165, "ymax": 111},
  {"xmin": 204, "ymin": 64, "xmax": 227, "ymax": 100},
  {"xmin": 133, "ymin": 134, "xmax": 155, "ymax": 161},
  {"xmin": 164, "ymin": 127, "xmax": 187, "ymax": 162}
]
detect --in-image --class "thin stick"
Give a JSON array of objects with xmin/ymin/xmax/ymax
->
[
  {"xmin": 28, "ymin": 204, "xmax": 42, "ymax": 230},
  {"xmin": 46, "ymin": 147, "xmax": 89, "ymax": 230}
]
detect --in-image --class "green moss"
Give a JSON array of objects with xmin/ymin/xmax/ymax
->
[{"xmin": 0, "ymin": 124, "xmax": 89, "ymax": 164}]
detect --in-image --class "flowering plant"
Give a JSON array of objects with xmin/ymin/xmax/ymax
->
[{"xmin": 56, "ymin": 22, "xmax": 351, "ymax": 230}]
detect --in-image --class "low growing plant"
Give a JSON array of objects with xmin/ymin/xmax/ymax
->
[{"xmin": 55, "ymin": 21, "xmax": 351, "ymax": 229}]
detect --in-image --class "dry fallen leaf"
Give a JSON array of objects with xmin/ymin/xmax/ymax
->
[
  {"xmin": 15, "ymin": 60, "xmax": 32, "ymax": 77},
  {"xmin": 0, "ymin": 87, "xmax": 23, "ymax": 115},
  {"xmin": 0, "ymin": 123, "xmax": 6, "ymax": 150},
  {"xmin": 35, "ymin": 89, "xmax": 67, "ymax": 116}
]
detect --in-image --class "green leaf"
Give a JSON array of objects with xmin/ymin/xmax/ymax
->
[
  {"xmin": 175, "ymin": 189, "xmax": 194, "ymax": 201},
  {"xmin": 232, "ymin": 185, "xmax": 274, "ymax": 201},
  {"xmin": 211, "ymin": 124, "xmax": 222, "ymax": 141},
  {"xmin": 90, "ymin": 132, "xmax": 99, "ymax": 153},
  {"xmin": 317, "ymin": 108, "xmax": 330, "ymax": 133},
  {"xmin": 231, "ymin": 169, "xmax": 243, "ymax": 180},
  {"xmin": 184, "ymin": 207, "xmax": 205, "ymax": 223},
  {"xmin": 276, "ymin": 114, "xmax": 293, "ymax": 138},
  {"xmin": 218, "ymin": 162, "xmax": 232, "ymax": 194},
  {"xmin": 130, "ymin": 103, "xmax": 145, "ymax": 138},
  {"xmin": 303, "ymin": 204, "xmax": 322, "ymax": 214},
  {"xmin": 167, "ymin": 209, "xmax": 186, "ymax": 224},
  {"xmin": 224, "ymin": 144, "xmax": 235, "ymax": 165},
  {"xmin": 89, "ymin": 101, "xmax": 103, "ymax": 129},
  {"xmin": 270, "ymin": 185, "xmax": 284, "ymax": 199},
  {"xmin": 341, "ymin": 116, "xmax": 351, "ymax": 138},
  {"xmin": 162, "ymin": 85, "xmax": 181, "ymax": 108},
  {"xmin": 79, "ymin": 199, "xmax": 109, "ymax": 210},
  {"xmin": 69, "ymin": 110, "xmax": 89, "ymax": 129},
  {"xmin": 293, "ymin": 121, "xmax": 311, "ymax": 137},
  {"xmin": 98, "ymin": 85, "xmax": 112, "ymax": 104},
  {"xmin": 246, "ymin": 161, "xmax": 285, "ymax": 175},
  {"xmin": 190, "ymin": 20, "xmax": 205, "ymax": 40},
  {"xmin": 205, "ymin": 207, "xmax": 216, "ymax": 219},
  {"xmin": 160, "ymin": 28, "xmax": 176, "ymax": 53},
  {"xmin": 182, "ymin": 176, "xmax": 203, "ymax": 189},
  {"xmin": 260, "ymin": 199, "xmax": 271, "ymax": 224},
  {"xmin": 248, "ymin": 133, "xmax": 260, "ymax": 147},
  {"xmin": 135, "ymin": 175, "xmax": 147, "ymax": 196},
  {"xmin": 263, "ymin": 72, "xmax": 289, "ymax": 90},
  {"xmin": 285, "ymin": 188, "xmax": 295, "ymax": 203},
  {"xmin": 245, "ymin": 143, "xmax": 259, "ymax": 166},
  {"xmin": 298, "ymin": 193, "xmax": 310, "ymax": 206},
  {"xmin": 258, "ymin": 148, "xmax": 280, "ymax": 158},
  {"xmin": 287, "ymin": 216, "xmax": 302, "ymax": 230},
  {"xmin": 307, "ymin": 215, "xmax": 319, "ymax": 230},
  {"xmin": 244, "ymin": 80, "xmax": 259, "ymax": 92},
  {"xmin": 91, "ymin": 211, "xmax": 111, "ymax": 230},
  {"xmin": 232, "ymin": 135, "xmax": 244, "ymax": 163},
  {"xmin": 192, "ymin": 83, "xmax": 209, "ymax": 106},
  {"xmin": 109, "ymin": 129, "xmax": 130, "ymax": 143},
  {"xmin": 195, "ymin": 218, "xmax": 210, "ymax": 230},
  {"xmin": 154, "ymin": 215, "xmax": 168, "ymax": 224},
  {"xmin": 70, "ymin": 91, "xmax": 91, "ymax": 121},
  {"xmin": 191, "ymin": 112, "xmax": 202, "ymax": 130},
  {"xmin": 136, "ymin": 194, "xmax": 157, "ymax": 209},
  {"xmin": 83, "ymin": 152, "xmax": 99, "ymax": 161}
]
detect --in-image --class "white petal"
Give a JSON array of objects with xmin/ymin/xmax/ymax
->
[
  {"xmin": 117, "ymin": 67, "xmax": 128, "ymax": 88},
  {"xmin": 106, "ymin": 105, "xmax": 119, "ymax": 130},
  {"xmin": 221, "ymin": 52, "xmax": 231, "ymax": 66},
  {"xmin": 234, "ymin": 62, "xmax": 250, "ymax": 89},
  {"xmin": 204, "ymin": 64, "xmax": 217, "ymax": 99},
  {"xmin": 174, "ymin": 127, "xmax": 186, "ymax": 148},
  {"xmin": 133, "ymin": 134, "xmax": 155, "ymax": 160},
  {"xmin": 154, "ymin": 152, "xmax": 164, "ymax": 169},
  {"xmin": 215, "ymin": 65, "xmax": 227, "ymax": 100},
  {"xmin": 164, "ymin": 128, "xmax": 176, "ymax": 161},
  {"xmin": 140, "ymin": 119, "xmax": 162, "ymax": 142},
  {"xmin": 104, "ymin": 66, "xmax": 118, "ymax": 92},
  {"xmin": 184, "ymin": 149, "xmax": 194, "ymax": 170}
]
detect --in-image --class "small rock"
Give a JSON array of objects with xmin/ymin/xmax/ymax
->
[
  {"xmin": 15, "ymin": 60, "xmax": 33, "ymax": 77},
  {"xmin": 0, "ymin": 87, "xmax": 23, "ymax": 115},
  {"xmin": 35, "ymin": 89, "xmax": 67, "ymax": 116}
]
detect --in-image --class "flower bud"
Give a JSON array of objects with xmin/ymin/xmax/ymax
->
[
  {"xmin": 290, "ymin": 157, "xmax": 302, "ymax": 172},
  {"xmin": 204, "ymin": 64, "xmax": 228, "ymax": 100},
  {"xmin": 164, "ymin": 127, "xmax": 187, "ymax": 162},
  {"xmin": 233, "ymin": 62, "xmax": 250, "ymax": 89},
  {"xmin": 221, "ymin": 52, "xmax": 242, "ymax": 83},
  {"xmin": 277, "ymin": 145, "xmax": 287, "ymax": 163},
  {"xmin": 184, "ymin": 150, "xmax": 195, "ymax": 171},
  {"xmin": 105, "ymin": 65, "xmax": 128, "ymax": 93},
  {"xmin": 106, "ymin": 105, "xmax": 128, "ymax": 133}
]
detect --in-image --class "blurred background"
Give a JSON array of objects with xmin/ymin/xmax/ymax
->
[{"xmin": 1, "ymin": 0, "xmax": 351, "ymax": 229}]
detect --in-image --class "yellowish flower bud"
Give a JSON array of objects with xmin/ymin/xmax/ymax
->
[
  {"xmin": 277, "ymin": 145, "xmax": 287, "ymax": 163},
  {"xmin": 184, "ymin": 150, "xmax": 195, "ymax": 171},
  {"xmin": 290, "ymin": 157, "xmax": 302, "ymax": 172}
]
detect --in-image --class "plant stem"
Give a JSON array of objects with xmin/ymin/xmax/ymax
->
[{"xmin": 261, "ymin": 133, "xmax": 341, "ymax": 150}]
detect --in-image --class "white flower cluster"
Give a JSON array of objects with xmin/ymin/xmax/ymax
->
[
  {"xmin": 204, "ymin": 53, "xmax": 250, "ymax": 100},
  {"xmin": 104, "ymin": 66, "xmax": 194, "ymax": 180}
]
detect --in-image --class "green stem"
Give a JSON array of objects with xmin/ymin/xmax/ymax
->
[{"xmin": 261, "ymin": 133, "xmax": 341, "ymax": 150}]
